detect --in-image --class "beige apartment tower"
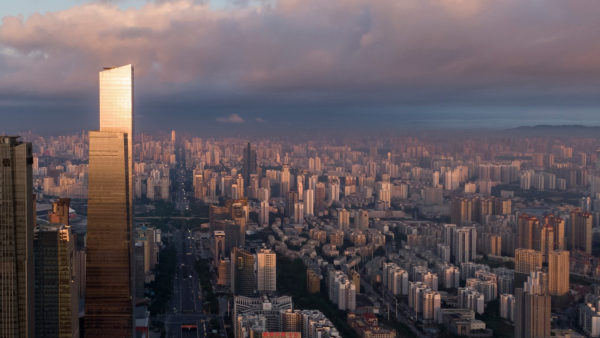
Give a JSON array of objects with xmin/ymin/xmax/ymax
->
[
  {"xmin": 0, "ymin": 136, "xmax": 34, "ymax": 338},
  {"xmin": 548, "ymin": 250, "xmax": 570, "ymax": 296},
  {"xmin": 256, "ymin": 249, "xmax": 276, "ymax": 293},
  {"xmin": 85, "ymin": 65, "xmax": 135, "ymax": 337}
]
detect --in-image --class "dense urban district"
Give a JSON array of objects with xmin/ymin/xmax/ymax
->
[{"xmin": 4, "ymin": 66, "xmax": 600, "ymax": 338}]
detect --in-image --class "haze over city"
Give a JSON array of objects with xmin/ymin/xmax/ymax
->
[{"xmin": 3, "ymin": 1, "xmax": 600, "ymax": 338}]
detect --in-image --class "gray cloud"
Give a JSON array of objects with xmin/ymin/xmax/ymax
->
[{"xmin": 0, "ymin": 0, "xmax": 599, "ymax": 132}]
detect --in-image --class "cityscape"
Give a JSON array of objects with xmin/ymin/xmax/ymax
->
[{"xmin": 2, "ymin": 1, "xmax": 600, "ymax": 338}]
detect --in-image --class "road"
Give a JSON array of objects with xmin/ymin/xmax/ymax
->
[{"xmin": 164, "ymin": 229, "xmax": 205, "ymax": 338}]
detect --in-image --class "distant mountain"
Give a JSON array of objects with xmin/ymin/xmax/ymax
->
[{"xmin": 506, "ymin": 124, "xmax": 600, "ymax": 137}]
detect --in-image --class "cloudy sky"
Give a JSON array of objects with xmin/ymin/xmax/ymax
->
[{"xmin": 1, "ymin": 0, "xmax": 599, "ymax": 135}]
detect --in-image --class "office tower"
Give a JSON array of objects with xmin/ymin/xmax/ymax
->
[
  {"xmin": 303, "ymin": 189, "xmax": 314, "ymax": 216},
  {"xmin": 213, "ymin": 231, "xmax": 226, "ymax": 267},
  {"xmin": 517, "ymin": 215, "xmax": 539, "ymax": 250},
  {"xmin": 452, "ymin": 227, "xmax": 477, "ymax": 264},
  {"xmin": 231, "ymin": 248, "xmax": 256, "ymax": 297},
  {"xmin": 259, "ymin": 201, "xmax": 270, "ymax": 227},
  {"xmin": 0, "ymin": 136, "xmax": 34, "ymax": 338},
  {"xmin": 570, "ymin": 209, "xmax": 592, "ymax": 254},
  {"xmin": 243, "ymin": 142, "xmax": 257, "ymax": 188},
  {"xmin": 548, "ymin": 250, "xmax": 569, "ymax": 296},
  {"xmin": 34, "ymin": 224, "xmax": 78, "ymax": 338},
  {"xmin": 86, "ymin": 65, "xmax": 134, "ymax": 337},
  {"xmin": 256, "ymin": 249, "xmax": 276, "ymax": 293},
  {"xmin": 515, "ymin": 249, "xmax": 543, "ymax": 274},
  {"xmin": 222, "ymin": 220, "xmax": 244, "ymax": 254},
  {"xmin": 49, "ymin": 198, "xmax": 70, "ymax": 225},
  {"xmin": 514, "ymin": 271, "xmax": 551, "ymax": 338}
]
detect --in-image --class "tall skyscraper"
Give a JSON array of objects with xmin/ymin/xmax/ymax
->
[
  {"xmin": 0, "ymin": 136, "xmax": 34, "ymax": 338},
  {"xmin": 231, "ymin": 248, "xmax": 256, "ymax": 297},
  {"xmin": 85, "ymin": 65, "xmax": 134, "ymax": 337},
  {"xmin": 256, "ymin": 249, "xmax": 276, "ymax": 293},
  {"xmin": 514, "ymin": 271, "xmax": 551, "ymax": 338},
  {"xmin": 34, "ymin": 224, "xmax": 79, "ymax": 338},
  {"xmin": 242, "ymin": 142, "xmax": 257, "ymax": 189},
  {"xmin": 548, "ymin": 250, "xmax": 569, "ymax": 296}
]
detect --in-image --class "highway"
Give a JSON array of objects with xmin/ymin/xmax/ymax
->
[{"xmin": 164, "ymin": 229, "xmax": 205, "ymax": 338}]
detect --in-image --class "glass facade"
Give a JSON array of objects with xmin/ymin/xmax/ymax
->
[
  {"xmin": 85, "ymin": 65, "xmax": 134, "ymax": 337},
  {"xmin": 0, "ymin": 136, "xmax": 34, "ymax": 338}
]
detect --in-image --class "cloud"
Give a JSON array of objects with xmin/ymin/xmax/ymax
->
[
  {"xmin": 0, "ymin": 0, "xmax": 599, "ymax": 122},
  {"xmin": 217, "ymin": 113, "xmax": 244, "ymax": 123}
]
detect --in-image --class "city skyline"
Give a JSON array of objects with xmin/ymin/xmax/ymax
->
[
  {"xmin": 1, "ymin": 0, "xmax": 600, "ymax": 133},
  {"xmin": 3, "ymin": 1, "xmax": 600, "ymax": 338}
]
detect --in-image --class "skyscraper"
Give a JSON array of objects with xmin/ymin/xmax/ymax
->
[
  {"xmin": 231, "ymin": 247, "xmax": 256, "ymax": 297},
  {"xmin": 85, "ymin": 65, "xmax": 134, "ymax": 337},
  {"xmin": 514, "ymin": 271, "xmax": 551, "ymax": 338},
  {"xmin": 34, "ymin": 224, "xmax": 78, "ymax": 337},
  {"xmin": 0, "ymin": 136, "xmax": 34, "ymax": 338},
  {"xmin": 243, "ymin": 142, "xmax": 257, "ymax": 189},
  {"xmin": 256, "ymin": 249, "xmax": 276, "ymax": 293}
]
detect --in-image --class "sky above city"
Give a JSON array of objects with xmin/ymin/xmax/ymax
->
[{"xmin": 1, "ymin": 0, "xmax": 600, "ymax": 135}]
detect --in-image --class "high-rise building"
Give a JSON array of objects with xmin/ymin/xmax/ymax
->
[
  {"xmin": 548, "ymin": 250, "xmax": 569, "ymax": 296},
  {"xmin": 259, "ymin": 201, "xmax": 270, "ymax": 227},
  {"xmin": 514, "ymin": 249, "xmax": 543, "ymax": 274},
  {"xmin": 315, "ymin": 183, "xmax": 326, "ymax": 213},
  {"xmin": 213, "ymin": 231, "xmax": 226, "ymax": 267},
  {"xmin": 243, "ymin": 142, "xmax": 257, "ymax": 190},
  {"xmin": 0, "ymin": 136, "xmax": 34, "ymax": 338},
  {"xmin": 86, "ymin": 65, "xmax": 134, "ymax": 337},
  {"xmin": 34, "ymin": 224, "xmax": 79, "ymax": 338},
  {"xmin": 570, "ymin": 209, "xmax": 592, "ymax": 254},
  {"xmin": 545, "ymin": 214, "xmax": 565, "ymax": 250},
  {"xmin": 232, "ymin": 248, "xmax": 256, "ymax": 297},
  {"xmin": 517, "ymin": 215, "xmax": 539, "ymax": 250},
  {"xmin": 452, "ymin": 227, "xmax": 477, "ymax": 264},
  {"xmin": 337, "ymin": 208, "xmax": 350, "ymax": 230},
  {"xmin": 539, "ymin": 224, "xmax": 554, "ymax": 262},
  {"xmin": 48, "ymin": 198, "xmax": 70, "ymax": 225},
  {"xmin": 256, "ymin": 249, "xmax": 276, "ymax": 293},
  {"xmin": 514, "ymin": 271, "xmax": 551, "ymax": 338},
  {"xmin": 303, "ymin": 189, "xmax": 314, "ymax": 217}
]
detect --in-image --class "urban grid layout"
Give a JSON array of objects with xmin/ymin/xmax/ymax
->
[{"xmin": 2, "ymin": 1, "xmax": 600, "ymax": 338}]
